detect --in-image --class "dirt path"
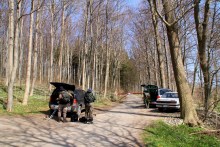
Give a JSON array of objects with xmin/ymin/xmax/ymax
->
[{"xmin": 0, "ymin": 94, "xmax": 179, "ymax": 147}]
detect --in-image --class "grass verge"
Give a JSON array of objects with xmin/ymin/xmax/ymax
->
[
  {"xmin": 142, "ymin": 121, "xmax": 220, "ymax": 147},
  {"xmin": 0, "ymin": 84, "xmax": 49, "ymax": 115}
]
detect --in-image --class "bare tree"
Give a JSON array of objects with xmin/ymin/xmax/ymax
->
[
  {"xmin": 154, "ymin": 0, "xmax": 200, "ymax": 126},
  {"xmin": 193, "ymin": 0, "xmax": 211, "ymax": 119},
  {"xmin": 58, "ymin": 1, "xmax": 67, "ymax": 82},
  {"xmin": 49, "ymin": 0, "xmax": 55, "ymax": 91},
  {"xmin": 30, "ymin": 0, "xmax": 41, "ymax": 96},
  {"xmin": 7, "ymin": 0, "xmax": 15, "ymax": 111},
  {"xmin": 148, "ymin": 0, "xmax": 166, "ymax": 88},
  {"xmin": 104, "ymin": 0, "xmax": 110, "ymax": 98},
  {"xmin": 23, "ymin": 0, "xmax": 35, "ymax": 105}
]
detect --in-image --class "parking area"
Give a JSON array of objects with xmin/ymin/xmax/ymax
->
[{"xmin": 0, "ymin": 94, "xmax": 180, "ymax": 147}]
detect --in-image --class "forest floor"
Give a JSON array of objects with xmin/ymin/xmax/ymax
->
[{"xmin": 0, "ymin": 94, "xmax": 180, "ymax": 147}]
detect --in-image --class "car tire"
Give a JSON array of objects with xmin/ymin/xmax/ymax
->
[
  {"xmin": 158, "ymin": 108, "xmax": 163, "ymax": 112},
  {"xmin": 71, "ymin": 112, "xmax": 78, "ymax": 122}
]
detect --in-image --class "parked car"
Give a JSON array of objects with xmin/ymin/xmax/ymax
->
[
  {"xmin": 49, "ymin": 82, "xmax": 85, "ymax": 122},
  {"xmin": 141, "ymin": 84, "xmax": 172, "ymax": 108},
  {"xmin": 156, "ymin": 92, "xmax": 180, "ymax": 111}
]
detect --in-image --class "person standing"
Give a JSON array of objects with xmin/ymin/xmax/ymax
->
[{"xmin": 84, "ymin": 88, "xmax": 96, "ymax": 123}]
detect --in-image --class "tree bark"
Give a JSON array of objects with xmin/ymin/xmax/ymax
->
[
  {"xmin": 18, "ymin": 17, "xmax": 23, "ymax": 86},
  {"xmin": 194, "ymin": 0, "xmax": 211, "ymax": 118},
  {"xmin": 7, "ymin": 0, "xmax": 15, "ymax": 111},
  {"xmin": 148, "ymin": 0, "xmax": 165, "ymax": 88},
  {"xmin": 58, "ymin": 1, "xmax": 66, "ymax": 82},
  {"xmin": 82, "ymin": 0, "xmax": 89, "ymax": 90},
  {"xmin": 49, "ymin": 0, "xmax": 55, "ymax": 91},
  {"xmin": 157, "ymin": 0, "xmax": 200, "ymax": 126},
  {"xmin": 162, "ymin": 23, "xmax": 171, "ymax": 89},
  {"xmin": 30, "ymin": 0, "xmax": 41, "ymax": 96},
  {"xmin": 104, "ymin": 0, "xmax": 110, "ymax": 98},
  {"xmin": 23, "ymin": 0, "xmax": 35, "ymax": 105}
]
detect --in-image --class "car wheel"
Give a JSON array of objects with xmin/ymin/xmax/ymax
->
[
  {"xmin": 71, "ymin": 112, "xmax": 78, "ymax": 122},
  {"xmin": 158, "ymin": 108, "xmax": 163, "ymax": 112}
]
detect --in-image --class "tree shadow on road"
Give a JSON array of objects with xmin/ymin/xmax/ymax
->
[
  {"xmin": 95, "ymin": 108, "xmax": 180, "ymax": 118},
  {"xmin": 0, "ymin": 114, "xmax": 144, "ymax": 147}
]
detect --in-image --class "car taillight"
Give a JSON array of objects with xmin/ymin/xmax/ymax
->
[
  {"xmin": 157, "ymin": 95, "xmax": 160, "ymax": 99},
  {"xmin": 73, "ymin": 99, "xmax": 77, "ymax": 105}
]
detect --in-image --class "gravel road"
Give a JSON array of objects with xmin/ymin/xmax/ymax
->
[{"xmin": 0, "ymin": 94, "xmax": 180, "ymax": 147}]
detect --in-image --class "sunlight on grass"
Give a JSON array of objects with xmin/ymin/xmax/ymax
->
[
  {"xmin": 0, "ymin": 84, "xmax": 50, "ymax": 115},
  {"xmin": 142, "ymin": 121, "xmax": 220, "ymax": 147}
]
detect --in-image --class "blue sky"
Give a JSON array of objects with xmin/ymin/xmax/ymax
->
[{"xmin": 126, "ymin": 0, "xmax": 141, "ymax": 8}]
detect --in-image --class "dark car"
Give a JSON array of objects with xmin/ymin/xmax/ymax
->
[
  {"xmin": 49, "ymin": 82, "xmax": 86, "ymax": 122},
  {"xmin": 141, "ymin": 84, "xmax": 172, "ymax": 108}
]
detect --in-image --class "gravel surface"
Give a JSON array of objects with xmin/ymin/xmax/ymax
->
[{"xmin": 0, "ymin": 94, "xmax": 180, "ymax": 147}]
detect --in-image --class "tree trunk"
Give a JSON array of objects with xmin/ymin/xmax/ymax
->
[
  {"xmin": 6, "ymin": 0, "xmax": 15, "ymax": 87},
  {"xmin": 18, "ymin": 17, "xmax": 23, "ymax": 86},
  {"xmin": 162, "ymin": 23, "xmax": 171, "ymax": 89},
  {"xmin": 30, "ymin": 0, "xmax": 41, "ymax": 96},
  {"xmin": 148, "ymin": 0, "xmax": 165, "ymax": 88},
  {"xmin": 39, "ymin": 30, "xmax": 43, "ymax": 84},
  {"xmin": 58, "ymin": 1, "xmax": 66, "ymax": 82},
  {"xmin": 158, "ymin": 0, "xmax": 200, "ymax": 126},
  {"xmin": 7, "ymin": 0, "xmax": 15, "ymax": 111},
  {"xmin": 191, "ymin": 58, "xmax": 199, "ymax": 95},
  {"xmin": 82, "ymin": 0, "xmax": 89, "ymax": 90},
  {"xmin": 194, "ymin": 0, "xmax": 211, "ymax": 118},
  {"xmin": 104, "ymin": 0, "xmax": 110, "ymax": 98},
  {"xmin": 23, "ymin": 0, "xmax": 35, "ymax": 105},
  {"xmin": 49, "ymin": 0, "xmax": 55, "ymax": 91}
]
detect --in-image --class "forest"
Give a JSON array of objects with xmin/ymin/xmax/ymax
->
[{"xmin": 0, "ymin": 0, "xmax": 220, "ymax": 126}]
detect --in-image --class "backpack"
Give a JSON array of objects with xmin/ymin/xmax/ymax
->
[
  {"xmin": 84, "ymin": 92, "xmax": 96, "ymax": 103},
  {"xmin": 59, "ymin": 91, "xmax": 72, "ymax": 104}
]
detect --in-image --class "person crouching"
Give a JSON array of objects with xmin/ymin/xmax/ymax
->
[{"xmin": 57, "ymin": 86, "xmax": 72, "ymax": 123}]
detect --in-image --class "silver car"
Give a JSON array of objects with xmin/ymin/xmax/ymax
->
[
  {"xmin": 141, "ymin": 84, "xmax": 172, "ymax": 108},
  {"xmin": 156, "ymin": 92, "xmax": 180, "ymax": 111}
]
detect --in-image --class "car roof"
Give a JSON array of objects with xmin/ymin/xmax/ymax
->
[
  {"xmin": 165, "ymin": 92, "xmax": 178, "ymax": 93},
  {"xmin": 159, "ymin": 88, "xmax": 171, "ymax": 90}
]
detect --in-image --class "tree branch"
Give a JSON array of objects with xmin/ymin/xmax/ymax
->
[
  {"xmin": 170, "ymin": 3, "xmax": 195, "ymax": 26},
  {"xmin": 18, "ymin": 0, "xmax": 45, "ymax": 22},
  {"xmin": 153, "ymin": 0, "xmax": 197, "ymax": 27},
  {"xmin": 153, "ymin": 0, "xmax": 171, "ymax": 27}
]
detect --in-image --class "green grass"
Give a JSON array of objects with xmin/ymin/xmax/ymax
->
[
  {"xmin": 93, "ymin": 93, "xmax": 125, "ymax": 108},
  {"xmin": 0, "ymin": 84, "xmax": 50, "ymax": 115},
  {"xmin": 143, "ymin": 121, "xmax": 220, "ymax": 147},
  {"xmin": 216, "ymin": 104, "xmax": 220, "ymax": 113}
]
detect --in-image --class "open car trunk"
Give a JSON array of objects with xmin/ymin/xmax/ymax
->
[
  {"xmin": 141, "ymin": 84, "xmax": 158, "ymax": 102},
  {"xmin": 50, "ymin": 82, "xmax": 75, "ymax": 91}
]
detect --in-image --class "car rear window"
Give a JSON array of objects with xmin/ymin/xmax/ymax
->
[
  {"xmin": 159, "ymin": 89, "xmax": 171, "ymax": 95},
  {"xmin": 144, "ymin": 88, "xmax": 149, "ymax": 92},
  {"xmin": 162, "ymin": 93, "xmax": 178, "ymax": 98}
]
